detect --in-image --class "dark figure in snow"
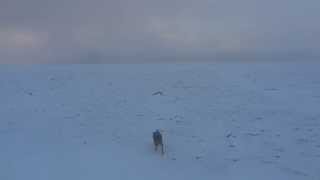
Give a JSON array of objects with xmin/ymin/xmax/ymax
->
[{"xmin": 153, "ymin": 129, "xmax": 164, "ymax": 155}]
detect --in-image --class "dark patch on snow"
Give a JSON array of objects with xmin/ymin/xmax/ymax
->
[
  {"xmin": 152, "ymin": 91, "xmax": 164, "ymax": 96},
  {"xmin": 195, "ymin": 156, "xmax": 202, "ymax": 160},
  {"xmin": 273, "ymin": 155, "xmax": 281, "ymax": 159},
  {"xmin": 25, "ymin": 91, "xmax": 33, "ymax": 96},
  {"xmin": 229, "ymin": 144, "xmax": 236, "ymax": 148},
  {"xmin": 226, "ymin": 133, "xmax": 232, "ymax": 138},
  {"xmin": 232, "ymin": 159, "xmax": 239, "ymax": 162}
]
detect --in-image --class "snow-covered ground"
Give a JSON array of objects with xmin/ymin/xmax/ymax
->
[{"xmin": 1, "ymin": 62, "xmax": 320, "ymax": 180}]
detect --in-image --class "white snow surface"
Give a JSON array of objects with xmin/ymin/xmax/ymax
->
[{"xmin": 1, "ymin": 62, "xmax": 320, "ymax": 180}]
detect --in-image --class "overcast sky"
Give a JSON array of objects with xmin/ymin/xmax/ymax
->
[{"xmin": 0, "ymin": 0, "xmax": 319, "ymax": 63}]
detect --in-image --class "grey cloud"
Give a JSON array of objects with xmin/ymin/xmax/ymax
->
[{"xmin": 0, "ymin": 0, "xmax": 319, "ymax": 63}]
